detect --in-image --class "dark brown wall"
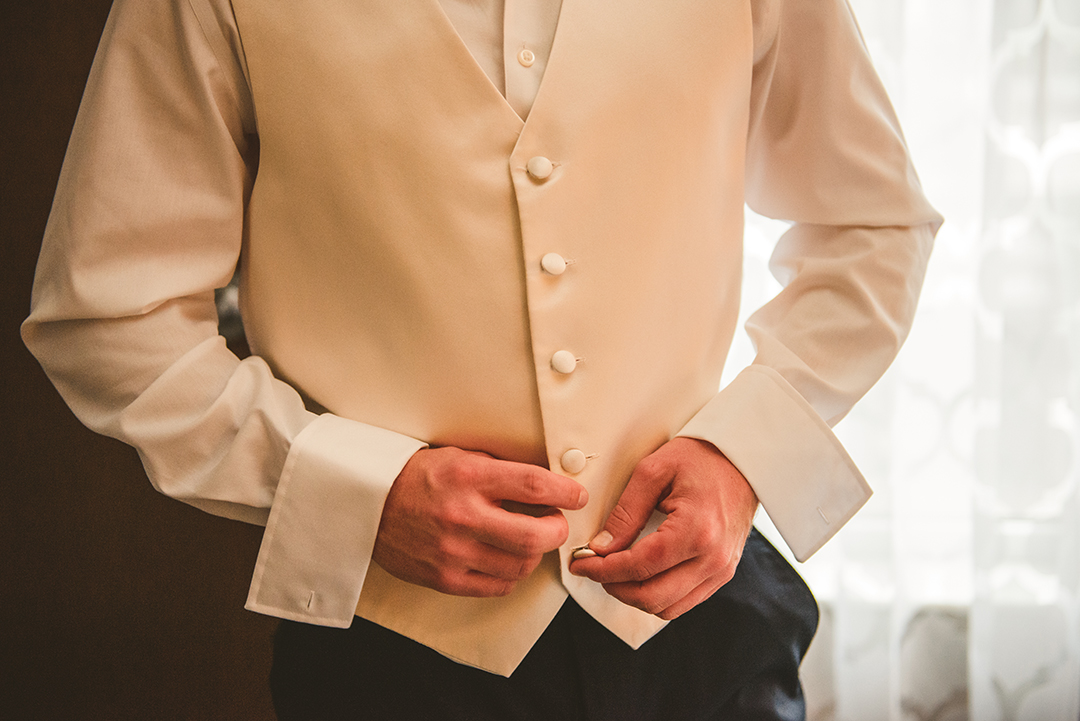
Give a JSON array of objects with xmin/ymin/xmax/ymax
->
[{"xmin": 1, "ymin": 3, "xmax": 278, "ymax": 718}]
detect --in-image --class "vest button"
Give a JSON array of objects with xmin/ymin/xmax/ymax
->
[
  {"xmin": 541, "ymin": 253, "xmax": 567, "ymax": 275},
  {"xmin": 527, "ymin": 156, "xmax": 554, "ymax": 180},
  {"xmin": 518, "ymin": 47, "xmax": 536, "ymax": 67},
  {"xmin": 560, "ymin": 449, "xmax": 588, "ymax": 474},
  {"xmin": 551, "ymin": 350, "xmax": 578, "ymax": 374}
]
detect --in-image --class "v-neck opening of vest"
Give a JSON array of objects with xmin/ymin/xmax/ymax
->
[
  {"xmin": 429, "ymin": 0, "xmax": 569, "ymax": 128},
  {"xmin": 428, "ymin": 0, "xmax": 526, "ymax": 126}
]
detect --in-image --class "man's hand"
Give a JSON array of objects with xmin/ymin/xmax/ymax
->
[
  {"xmin": 373, "ymin": 446, "xmax": 588, "ymax": 597},
  {"xmin": 569, "ymin": 437, "xmax": 758, "ymax": 620}
]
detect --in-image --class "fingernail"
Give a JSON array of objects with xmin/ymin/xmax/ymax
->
[
  {"xmin": 577, "ymin": 488, "xmax": 589, "ymax": 507},
  {"xmin": 591, "ymin": 530, "xmax": 612, "ymax": 549}
]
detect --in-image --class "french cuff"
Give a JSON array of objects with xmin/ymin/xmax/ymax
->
[
  {"xmin": 245, "ymin": 414, "xmax": 427, "ymax": 627},
  {"xmin": 677, "ymin": 365, "xmax": 871, "ymax": 562}
]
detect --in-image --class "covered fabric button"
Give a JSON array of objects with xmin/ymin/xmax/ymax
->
[
  {"xmin": 551, "ymin": 350, "xmax": 578, "ymax": 374},
  {"xmin": 526, "ymin": 156, "xmax": 554, "ymax": 180},
  {"xmin": 541, "ymin": 253, "xmax": 567, "ymax": 275},
  {"xmin": 518, "ymin": 47, "xmax": 536, "ymax": 67},
  {"xmin": 561, "ymin": 449, "xmax": 588, "ymax": 474}
]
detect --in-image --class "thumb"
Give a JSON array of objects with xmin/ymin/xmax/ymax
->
[{"xmin": 590, "ymin": 457, "xmax": 671, "ymax": 554}]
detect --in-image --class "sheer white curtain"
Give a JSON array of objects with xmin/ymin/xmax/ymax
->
[{"xmin": 730, "ymin": 0, "xmax": 1080, "ymax": 718}]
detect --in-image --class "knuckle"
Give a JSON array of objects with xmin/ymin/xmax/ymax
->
[
  {"xmin": 607, "ymin": 503, "xmax": 636, "ymax": 535},
  {"xmin": 635, "ymin": 454, "xmax": 669, "ymax": 480},
  {"xmin": 628, "ymin": 592, "xmax": 656, "ymax": 613},
  {"xmin": 636, "ymin": 456, "xmax": 662, "ymax": 477},
  {"xmin": 440, "ymin": 506, "xmax": 467, "ymax": 533},
  {"xmin": 689, "ymin": 525, "xmax": 718, "ymax": 556},
  {"xmin": 516, "ymin": 555, "xmax": 540, "ymax": 580},
  {"xmin": 627, "ymin": 546, "xmax": 663, "ymax": 582},
  {"xmin": 426, "ymin": 453, "xmax": 454, "ymax": 485},
  {"xmin": 642, "ymin": 600, "xmax": 667, "ymax": 616},
  {"xmin": 716, "ymin": 561, "xmax": 737, "ymax": 587},
  {"xmin": 516, "ymin": 526, "xmax": 544, "ymax": 555},
  {"xmin": 521, "ymin": 470, "xmax": 544, "ymax": 500},
  {"xmin": 433, "ymin": 535, "xmax": 466, "ymax": 567},
  {"xmin": 431, "ymin": 567, "xmax": 460, "ymax": 595},
  {"xmin": 643, "ymin": 588, "xmax": 683, "ymax": 617},
  {"xmin": 455, "ymin": 456, "xmax": 485, "ymax": 487},
  {"xmin": 603, "ymin": 582, "xmax": 632, "ymax": 605},
  {"xmin": 614, "ymin": 584, "xmax": 663, "ymax": 616}
]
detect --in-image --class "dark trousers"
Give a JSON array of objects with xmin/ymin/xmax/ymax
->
[{"xmin": 270, "ymin": 529, "xmax": 817, "ymax": 721}]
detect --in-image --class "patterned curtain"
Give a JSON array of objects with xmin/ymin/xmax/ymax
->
[{"xmin": 732, "ymin": 0, "xmax": 1080, "ymax": 718}]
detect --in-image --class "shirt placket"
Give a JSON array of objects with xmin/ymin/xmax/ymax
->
[{"xmin": 503, "ymin": 0, "xmax": 563, "ymax": 119}]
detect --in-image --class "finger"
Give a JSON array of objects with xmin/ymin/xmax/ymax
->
[
  {"xmin": 468, "ymin": 542, "xmax": 545, "ymax": 583},
  {"xmin": 479, "ymin": 458, "xmax": 589, "ymax": 511},
  {"xmin": 474, "ymin": 506, "xmax": 571, "ymax": 556},
  {"xmin": 382, "ymin": 544, "xmax": 517, "ymax": 598},
  {"xmin": 599, "ymin": 559, "xmax": 699, "ymax": 616},
  {"xmin": 590, "ymin": 453, "xmax": 674, "ymax": 554},
  {"xmin": 651, "ymin": 574, "xmax": 729, "ymax": 620},
  {"xmin": 571, "ymin": 520, "xmax": 695, "ymax": 584},
  {"xmin": 601, "ymin": 560, "xmax": 729, "ymax": 620},
  {"xmin": 416, "ymin": 535, "xmax": 530, "ymax": 597},
  {"xmin": 460, "ymin": 570, "xmax": 520, "ymax": 597},
  {"xmin": 439, "ymin": 569, "xmax": 517, "ymax": 598}
]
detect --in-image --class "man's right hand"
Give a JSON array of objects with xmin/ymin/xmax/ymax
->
[{"xmin": 372, "ymin": 446, "xmax": 589, "ymax": 597}]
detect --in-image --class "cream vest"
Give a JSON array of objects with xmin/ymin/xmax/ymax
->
[{"xmin": 232, "ymin": 0, "xmax": 752, "ymax": 674}]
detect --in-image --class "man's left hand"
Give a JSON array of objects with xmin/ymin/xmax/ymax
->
[{"xmin": 569, "ymin": 437, "xmax": 758, "ymax": 620}]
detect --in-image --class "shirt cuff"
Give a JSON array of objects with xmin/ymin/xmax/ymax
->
[
  {"xmin": 245, "ymin": 414, "xmax": 428, "ymax": 626},
  {"xmin": 677, "ymin": 365, "xmax": 871, "ymax": 562}
]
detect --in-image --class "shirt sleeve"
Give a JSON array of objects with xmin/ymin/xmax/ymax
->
[
  {"xmin": 20, "ymin": 0, "xmax": 426, "ymax": 628},
  {"xmin": 677, "ymin": 0, "xmax": 943, "ymax": 561}
]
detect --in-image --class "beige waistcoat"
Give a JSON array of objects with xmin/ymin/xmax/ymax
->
[{"xmin": 233, "ymin": 0, "xmax": 752, "ymax": 673}]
